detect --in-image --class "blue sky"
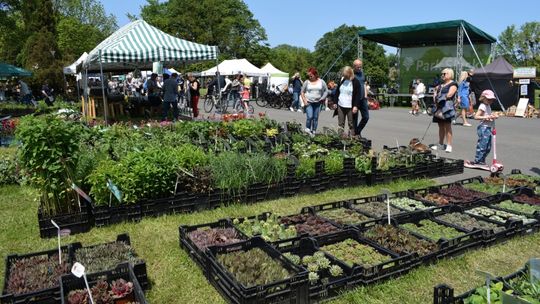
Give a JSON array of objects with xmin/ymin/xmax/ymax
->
[{"xmin": 102, "ymin": 0, "xmax": 538, "ymax": 52}]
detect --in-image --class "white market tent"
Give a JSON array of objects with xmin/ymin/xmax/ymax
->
[
  {"xmin": 63, "ymin": 52, "xmax": 88, "ymax": 75},
  {"xmin": 200, "ymin": 59, "xmax": 268, "ymax": 77},
  {"xmin": 79, "ymin": 19, "xmax": 217, "ymax": 122},
  {"xmin": 260, "ymin": 62, "xmax": 289, "ymax": 88},
  {"xmin": 82, "ymin": 20, "xmax": 218, "ymax": 72}
]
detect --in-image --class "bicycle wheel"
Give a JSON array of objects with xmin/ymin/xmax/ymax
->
[
  {"xmin": 247, "ymin": 104, "xmax": 254, "ymax": 114},
  {"xmin": 256, "ymin": 95, "xmax": 267, "ymax": 107},
  {"xmin": 219, "ymin": 96, "xmax": 229, "ymax": 113},
  {"xmin": 203, "ymin": 95, "xmax": 214, "ymax": 113}
]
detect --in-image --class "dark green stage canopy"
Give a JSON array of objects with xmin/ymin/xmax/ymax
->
[
  {"xmin": 358, "ymin": 20, "xmax": 496, "ymax": 47},
  {"xmin": 0, "ymin": 62, "xmax": 32, "ymax": 77}
]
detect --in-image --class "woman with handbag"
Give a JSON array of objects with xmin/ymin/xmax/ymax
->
[
  {"xmin": 335, "ymin": 66, "xmax": 362, "ymax": 136},
  {"xmin": 431, "ymin": 68, "xmax": 457, "ymax": 153}
]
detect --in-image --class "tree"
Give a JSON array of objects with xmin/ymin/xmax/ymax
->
[
  {"xmin": 496, "ymin": 22, "xmax": 540, "ymax": 70},
  {"xmin": 313, "ymin": 24, "xmax": 388, "ymax": 85},
  {"xmin": 56, "ymin": 16, "xmax": 107, "ymax": 62},
  {"xmin": 140, "ymin": 0, "xmax": 267, "ymax": 60},
  {"xmin": 268, "ymin": 44, "xmax": 312, "ymax": 78},
  {"xmin": 54, "ymin": 0, "xmax": 117, "ymax": 36},
  {"xmin": 20, "ymin": 0, "xmax": 63, "ymax": 92}
]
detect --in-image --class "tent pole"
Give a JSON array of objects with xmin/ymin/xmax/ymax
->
[
  {"xmin": 83, "ymin": 68, "xmax": 89, "ymax": 124},
  {"xmin": 99, "ymin": 50, "xmax": 108, "ymax": 124},
  {"xmin": 461, "ymin": 24, "xmax": 506, "ymax": 111},
  {"xmin": 216, "ymin": 47, "xmax": 221, "ymax": 99},
  {"xmin": 357, "ymin": 36, "xmax": 363, "ymax": 60},
  {"xmin": 321, "ymin": 36, "xmax": 357, "ymax": 80},
  {"xmin": 456, "ymin": 25, "xmax": 464, "ymax": 80}
]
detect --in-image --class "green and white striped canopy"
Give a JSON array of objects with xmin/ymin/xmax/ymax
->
[{"xmin": 83, "ymin": 20, "xmax": 217, "ymax": 71}]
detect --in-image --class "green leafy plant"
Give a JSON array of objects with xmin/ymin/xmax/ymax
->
[
  {"xmin": 464, "ymin": 282, "xmax": 514, "ymax": 304},
  {"xmin": 217, "ymin": 248, "xmax": 292, "ymax": 288},
  {"xmin": 363, "ymin": 224, "xmax": 437, "ymax": 256},
  {"xmin": 321, "ymin": 239, "xmax": 391, "ymax": 268},
  {"xmin": 324, "ymin": 150, "xmax": 344, "ymax": 175},
  {"xmin": 508, "ymin": 270, "xmax": 540, "ymax": 303},
  {"xmin": 16, "ymin": 115, "xmax": 84, "ymax": 216},
  {"xmin": 316, "ymin": 208, "xmax": 372, "ymax": 225},
  {"xmin": 296, "ymin": 156, "xmax": 317, "ymax": 178},
  {"xmin": 0, "ymin": 147, "xmax": 21, "ymax": 185},
  {"xmin": 231, "ymin": 119, "xmax": 265, "ymax": 138},
  {"xmin": 355, "ymin": 154, "xmax": 373, "ymax": 174},
  {"xmin": 401, "ymin": 220, "xmax": 464, "ymax": 241}
]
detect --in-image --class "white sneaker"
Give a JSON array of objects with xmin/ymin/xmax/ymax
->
[
  {"xmin": 408, "ymin": 110, "xmax": 413, "ymax": 114},
  {"xmin": 289, "ymin": 107, "xmax": 294, "ymax": 112},
  {"xmin": 452, "ymin": 120, "xmax": 456, "ymax": 125},
  {"xmin": 422, "ymin": 110, "xmax": 427, "ymax": 114},
  {"xmin": 297, "ymin": 109, "xmax": 303, "ymax": 113},
  {"xmin": 445, "ymin": 145, "xmax": 452, "ymax": 153},
  {"xmin": 304, "ymin": 128, "xmax": 311, "ymax": 134},
  {"xmin": 431, "ymin": 144, "xmax": 444, "ymax": 151}
]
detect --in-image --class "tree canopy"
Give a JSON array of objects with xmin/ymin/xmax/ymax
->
[{"xmin": 496, "ymin": 22, "xmax": 540, "ymax": 71}]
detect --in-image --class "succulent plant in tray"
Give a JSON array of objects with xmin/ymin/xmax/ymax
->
[
  {"xmin": 438, "ymin": 185, "xmax": 489, "ymax": 201},
  {"xmin": 514, "ymin": 194, "xmax": 540, "ymax": 206},
  {"xmin": 233, "ymin": 214, "xmax": 297, "ymax": 242},
  {"xmin": 316, "ymin": 207, "xmax": 372, "ymax": 225},
  {"xmin": 495, "ymin": 200, "xmax": 540, "ymax": 215},
  {"xmin": 280, "ymin": 214, "xmax": 339, "ymax": 236},
  {"xmin": 415, "ymin": 193, "xmax": 457, "ymax": 206},
  {"xmin": 435, "ymin": 212, "xmax": 505, "ymax": 233},
  {"xmin": 74, "ymin": 242, "xmax": 142, "ymax": 274},
  {"xmin": 466, "ymin": 206, "xmax": 537, "ymax": 225},
  {"xmin": 283, "ymin": 251, "xmax": 343, "ymax": 285},
  {"xmin": 400, "ymin": 220, "xmax": 464, "ymax": 241},
  {"xmin": 217, "ymin": 248, "xmax": 292, "ymax": 288},
  {"xmin": 363, "ymin": 224, "xmax": 437, "ymax": 256},
  {"xmin": 188, "ymin": 227, "xmax": 245, "ymax": 250},
  {"xmin": 389, "ymin": 197, "xmax": 431, "ymax": 211},
  {"xmin": 7, "ymin": 253, "xmax": 70, "ymax": 295},
  {"xmin": 352, "ymin": 201, "xmax": 403, "ymax": 217},
  {"xmin": 320, "ymin": 238, "xmax": 391, "ymax": 268}
]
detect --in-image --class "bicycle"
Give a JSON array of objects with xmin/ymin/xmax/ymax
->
[
  {"xmin": 234, "ymin": 98, "xmax": 254, "ymax": 114},
  {"xmin": 203, "ymin": 87, "xmax": 230, "ymax": 113}
]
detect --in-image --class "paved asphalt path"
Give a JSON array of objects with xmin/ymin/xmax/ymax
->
[{"xmin": 251, "ymin": 104, "xmax": 540, "ymax": 183}]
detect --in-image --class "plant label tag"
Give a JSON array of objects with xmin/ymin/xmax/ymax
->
[
  {"xmin": 529, "ymin": 258, "xmax": 540, "ymax": 283},
  {"xmin": 380, "ymin": 189, "xmax": 391, "ymax": 224},
  {"xmin": 107, "ymin": 179, "xmax": 122, "ymax": 204},
  {"xmin": 72, "ymin": 183, "xmax": 92, "ymax": 204},
  {"xmin": 476, "ymin": 269, "xmax": 496, "ymax": 304},
  {"xmin": 395, "ymin": 138, "xmax": 399, "ymax": 149},
  {"xmin": 71, "ymin": 262, "xmax": 85, "ymax": 278},
  {"xmin": 501, "ymin": 173, "xmax": 508, "ymax": 193},
  {"xmin": 51, "ymin": 220, "xmax": 62, "ymax": 264}
]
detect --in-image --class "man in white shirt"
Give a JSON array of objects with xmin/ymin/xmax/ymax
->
[{"xmin": 415, "ymin": 79, "xmax": 426, "ymax": 114}]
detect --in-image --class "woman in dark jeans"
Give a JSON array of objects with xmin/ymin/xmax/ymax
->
[
  {"xmin": 431, "ymin": 68, "xmax": 457, "ymax": 153},
  {"xmin": 189, "ymin": 74, "xmax": 200, "ymax": 118}
]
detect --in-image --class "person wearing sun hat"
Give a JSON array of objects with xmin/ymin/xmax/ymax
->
[{"xmin": 468, "ymin": 89, "xmax": 498, "ymax": 166}]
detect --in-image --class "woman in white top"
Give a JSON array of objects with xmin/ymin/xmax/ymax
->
[
  {"xmin": 301, "ymin": 67, "xmax": 328, "ymax": 135},
  {"xmin": 335, "ymin": 66, "xmax": 362, "ymax": 136}
]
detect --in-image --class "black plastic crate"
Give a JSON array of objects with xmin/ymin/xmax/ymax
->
[
  {"xmin": 387, "ymin": 190, "xmax": 440, "ymax": 213},
  {"xmin": 278, "ymin": 237, "xmax": 352, "ymax": 302},
  {"xmin": 303, "ymin": 200, "xmax": 377, "ymax": 229},
  {"xmin": 38, "ymin": 199, "xmax": 93, "ymax": 239},
  {"xmin": 411, "ymin": 179, "xmax": 497, "ymax": 208},
  {"xmin": 206, "ymin": 236, "xmax": 309, "ymax": 304},
  {"xmin": 463, "ymin": 203, "xmax": 539, "ymax": 235},
  {"xmin": 429, "ymin": 206, "xmax": 520, "ymax": 246},
  {"xmin": 1, "ymin": 245, "xmax": 72, "ymax": 304},
  {"xmin": 70, "ymin": 233, "xmax": 149, "ymax": 291},
  {"xmin": 395, "ymin": 212, "xmax": 483, "ymax": 259},
  {"xmin": 510, "ymin": 187, "xmax": 540, "ymax": 205},
  {"xmin": 60, "ymin": 263, "xmax": 147, "ymax": 304},
  {"xmin": 313, "ymin": 229, "xmax": 413, "ymax": 284},
  {"xmin": 90, "ymin": 201, "xmax": 142, "ymax": 227},
  {"xmin": 348, "ymin": 194, "xmax": 410, "ymax": 223},
  {"xmin": 179, "ymin": 219, "xmax": 248, "ymax": 273}
]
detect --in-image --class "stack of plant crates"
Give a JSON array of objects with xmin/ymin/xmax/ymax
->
[{"xmin": 179, "ymin": 174, "xmax": 540, "ymax": 303}]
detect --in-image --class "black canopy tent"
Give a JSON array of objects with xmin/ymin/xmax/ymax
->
[
  {"xmin": 470, "ymin": 57, "xmax": 517, "ymax": 110},
  {"xmin": 357, "ymin": 20, "xmax": 497, "ymax": 95}
]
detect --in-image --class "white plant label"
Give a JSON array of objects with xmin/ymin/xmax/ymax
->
[
  {"xmin": 50, "ymin": 220, "xmax": 62, "ymax": 265},
  {"xmin": 502, "ymin": 174, "xmax": 508, "ymax": 193},
  {"xmin": 476, "ymin": 270, "xmax": 496, "ymax": 304},
  {"xmin": 380, "ymin": 188, "xmax": 392, "ymax": 224},
  {"xmin": 71, "ymin": 262, "xmax": 95, "ymax": 304}
]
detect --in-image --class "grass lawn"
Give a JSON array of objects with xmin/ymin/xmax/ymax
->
[{"xmin": 1, "ymin": 179, "xmax": 539, "ymax": 304}]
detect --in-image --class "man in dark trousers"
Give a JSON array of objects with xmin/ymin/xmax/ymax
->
[
  {"xmin": 353, "ymin": 59, "xmax": 369, "ymax": 138},
  {"xmin": 162, "ymin": 73, "xmax": 179, "ymax": 121}
]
